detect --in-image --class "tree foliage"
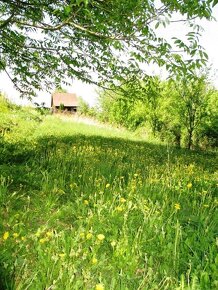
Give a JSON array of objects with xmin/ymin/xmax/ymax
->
[
  {"xmin": 0, "ymin": 0, "xmax": 217, "ymax": 97},
  {"xmin": 95, "ymin": 75, "xmax": 218, "ymax": 149}
]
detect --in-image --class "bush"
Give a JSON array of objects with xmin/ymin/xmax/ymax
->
[
  {"xmin": 78, "ymin": 97, "xmax": 98, "ymax": 118},
  {"xmin": 198, "ymin": 121, "xmax": 218, "ymax": 148}
]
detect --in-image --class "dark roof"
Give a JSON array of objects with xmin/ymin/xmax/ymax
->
[{"xmin": 52, "ymin": 92, "xmax": 78, "ymax": 107}]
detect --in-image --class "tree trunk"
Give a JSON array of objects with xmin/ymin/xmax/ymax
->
[{"xmin": 187, "ymin": 129, "xmax": 193, "ymax": 150}]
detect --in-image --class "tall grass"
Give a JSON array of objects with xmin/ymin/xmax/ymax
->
[{"xmin": 0, "ymin": 109, "xmax": 217, "ymax": 289}]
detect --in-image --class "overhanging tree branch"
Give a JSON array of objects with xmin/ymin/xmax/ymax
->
[
  {"xmin": 0, "ymin": 0, "xmax": 215, "ymax": 98},
  {"xmin": 0, "ymin": 11, "xmax": 15, "ymax": 29}
]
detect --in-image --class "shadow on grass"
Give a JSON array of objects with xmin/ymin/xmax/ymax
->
[
  {"xmin": 0, "ymin": 133, "xmax": 217, "ymax": 288},
  {"xmin": 0, "ymin": 133, "xmax": 217, "ymax": 189},
  {"xmin": 0, "ymin": 274, "xmax": 14, "ymax": 290}
]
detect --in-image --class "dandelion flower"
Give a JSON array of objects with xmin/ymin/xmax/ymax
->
[
  {"xmin": 80, "ymin": 232, "xmax": 85, "ymax": 238},
  {"xmin": 3, "ymin": 232, "xmax": 9, "ymax": 240},
  {"xmin": 105, "ymin": 183, "xmax": 110, "ymax": 188},
  {"xmin": 13, "ymin": 233, "xmax": 19, "ymax": 238},
  {"xmin": 86, "ymin": 233, "xmax": 93, "ymax": 240},
  {"xmin": 187, "ymin": 183, "xmax": 192, "ymax": 189},
  {"xmin": 59, "ymin": 253, "xmax": 66, "ymax": 258},
  {"xmin": 46, "ymin": 231, "xmax": 53, "ymax": 237},
  {"xmin": 97, "ymin": 234, "xmax": 105, "ymax": 241},
  {"xmin": 174, "ymin": 203, "xmax": 181, "ymax": 210},
  {"xmin": 120, "ymin": 197, "xmax": 126, "ymax": 203},
  {"xmin": 92, "ymin": 257, "xmax": 98, "ymax": 264},
  {"xmin": 115, "ymin": 206, "xmax": 123, "ymax": 212},
  {"xmin": 95, "ymin": 283, "xmax": 104, "ymax": 290}
]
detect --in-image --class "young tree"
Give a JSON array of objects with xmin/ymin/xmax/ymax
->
[
  {"xmin": 168, "ymin": 75, "xmax": 213, "ymax": 149},
  {"xmin": 0, "ymin": 0, "xmax": 217, "ymax": 97}
]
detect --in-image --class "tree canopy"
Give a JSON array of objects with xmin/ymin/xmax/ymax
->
[
  {"xmin": 0, "ymin": 0, "xmax": 217, "ymax": 97},
  {"xmin": 93, "ymin": 73, "xmax": 218, "ymax": 149}
]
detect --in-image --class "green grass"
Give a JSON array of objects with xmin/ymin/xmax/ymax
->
[{"xmin": 0, "ymin": 112, "xmax": 217, "ymax": 290}]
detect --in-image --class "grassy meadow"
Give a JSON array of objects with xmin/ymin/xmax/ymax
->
[{"xmin": 0, "ymin": 102, "xmax": 218, "ymax": 289}]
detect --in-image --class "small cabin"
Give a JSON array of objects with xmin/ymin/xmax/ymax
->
[{"xmin": 51, "ymin": 92, "xmax": 79, "ymax": 113}]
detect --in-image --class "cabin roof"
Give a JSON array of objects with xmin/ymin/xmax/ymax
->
[{"xmin": 52, "ymin": 92, "xmax": 78, "ymax": 107}]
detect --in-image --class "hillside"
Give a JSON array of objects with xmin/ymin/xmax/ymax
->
[{"xmin": 0, "ymin": 103, "xmax": 217, "ymax": 289}]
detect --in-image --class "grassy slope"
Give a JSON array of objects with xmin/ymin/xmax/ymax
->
[{"xmin": 0, "ymin": 110, "xmax": 218, "ymax": 290}]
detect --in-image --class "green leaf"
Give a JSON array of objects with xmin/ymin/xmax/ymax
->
[
  {"xmin": 0, "ymin": 0, "xmax": 214, "ymax": 98},
  {"xmin": 213, "ymin": 0, "xmax": 218, "ymax": 7},
  {"xmin": 64, "ymin": 5, "xmax": 71, "ymax": 16},
  {"xmin": 155, "ymin": 22, "xmax": 160, "ymax": 29}
]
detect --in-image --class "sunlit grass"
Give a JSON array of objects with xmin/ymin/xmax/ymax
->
[{"xmin": 0, "ymin": 113, "xmax": 217, "ymax": 289}]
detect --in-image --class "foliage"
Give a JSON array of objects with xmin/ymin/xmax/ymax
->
[
  {"xmin": 166, "ymin": 76, "xmax": 214, "ymax": 148},
  {"xmin": 0, "ymin": 93, "xmax": 44, "ymax": 163},
  {"xmin": 157, "ymin": 75, "xmax": 218, "ymax": 149},
  {"xmin": 54, "ymin": 87, "xmax": 67, "ymax": 94},
  {"xmin": 197, "ymin": 90, "xmax": 218, "ymax": 147},
  {"xmin": 0, "ymin": 0, "xmax": 217, "ymax": 97},
  {"xmin": 97, "ymin": 88, "xmax": 146, "ymax": 130},
  {"xmin": 78, "ymin": 97, "xmax": 97, "ymax": 118},
  {"xmin": 0, "ymin": 105, "xmax": 217, "ymax": 289},
  {"xmin": 34, "ymin": 101, "xmax": 50, "ymax": 115},
  {"xmin": 59, "ymin": 103, "xmax": 65, "ymax": 111},
  {"xmin": 0, "ymin": 92, "xmax": 17, "ymax": 113},
  {"xmin": 95, "ymin": 75, "xmax": 218, "ymax": 149}
]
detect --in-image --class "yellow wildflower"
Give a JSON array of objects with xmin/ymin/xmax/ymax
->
[
  {"xmin": 13, "ymin": 233, "xmax": 19, "ymax": 238},
  {"xmin": 3, "ymin": 232, "xmax": 9, "ymax": 240},
  {"xmin": 84, "ymin": 200, "xmax": 89, "ymax": 205},
  {"xmin": 120, "ymin": 197, "xmax": 126, "ymax": 203},
  {"xmin": 39, "ymin": 238, "xmax": 47, "ymax": 244},
  {"xmin": 86, "ymin": 233, "xmax": 93, "ymax": 239},
  {"xmin": 46, "ymin": 231, "xmax": 53, "ymax": 238},
  {"xmin": 95, "ymin": 283, "xmax": 104, "ymax": 290},
  {"xmin": 92, "ymin": 257, "xmax": 98, "ymax": 264},
  {"xmin": 105, "ymin": 183, "xmax": 110, "ymax": 188},
  {"xmin": 59, "ymin": 253, "xmax": 66, "ymax": 258},
  {"xmin": 187, "ymin": 183, "xmax": 192, "ymax": 189},
  {"xmin": 97, "ymin": 234, "xmax": 105, "ymax": 241},
  {"xmin": 115, "ymin": 206, "xmax": 123, "ymax": 212},
  {"xmin": 21, "ymin": 236, "xmax": 26, "ymax": 241},
  {"xmin": 174, "ymin": 203, "xmax": 181, "ymax": 210},
  {"xmin": 80, "ymin": 232, "xmax": 85, "ymax": 238}
]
